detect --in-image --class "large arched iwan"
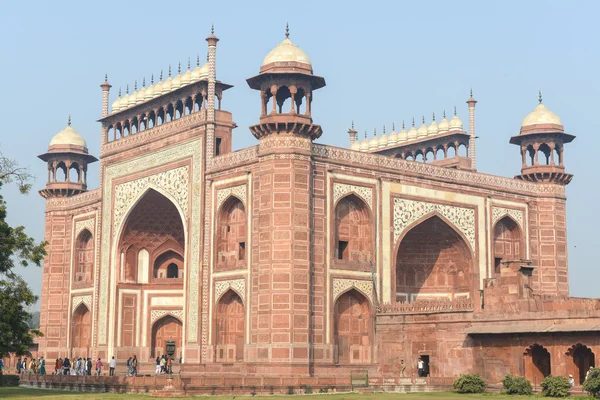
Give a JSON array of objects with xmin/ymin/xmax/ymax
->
[
  {"xmin": 215, "ymin": 196, "xmax": 247, "ymax": 271},
  {"xmin": 151, "ymin": 315, "xmax": 183, "ymax": 359},
  {"xmin": 394, "ymin": 215, "xmax": 474, "ymax": 303},
  {"xmin": 334, "ymin": 194, "xmax": 373, "ymax": 264},
  {"xmin": 71, "ymin": 303, "xmax": 92, "ymax": 358},
  {"xmin": 214, "ymin": 289, "xmax": 245, "ymax": 362},
  {"xmin": 334, "ymin": 289, "xmax": 372, "ymax": 364},
  {"xmin": 493, "ymin": 216, "xmax": 523, "ymax": 274}
]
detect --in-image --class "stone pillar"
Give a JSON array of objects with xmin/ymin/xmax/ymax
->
[
  {"xmin": 466, "ymin": 92, "xmax": 477, "ymax": 171},
  {"xmin": 100, "ymin": 76, "xmax": 112, "ymax": 118},
  {"xmin": 249, "ymin": 137, "xmax": 313, "ymax": 375}
]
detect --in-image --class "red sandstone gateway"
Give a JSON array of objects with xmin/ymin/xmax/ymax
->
[{"xmin": 30, "ymin": 25, "xmax": 598, "ymax": 388}]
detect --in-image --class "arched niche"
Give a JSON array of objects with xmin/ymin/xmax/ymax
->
[
  {"xmin": 493, "ymin": 216, "xmax": 524, "ymax": 274},
  {"xmin": 216, "ymin": 196, "xmax": 247, "ymax": 271},
  {"xmin": 71, "ymin": 303, "xmax": 91, "ymax": 357},
  {"xmin": 118, "ymin": 189, "xmax": 185, "ymax": 284},
  {"xmin": 524, "ymin": 344, "xmax": 551, "ymax": 384},
  {"xmin": 153, "ymin": 250, "xmax": 184, "ymax": 279},
  {"xmin": 74, "ymin": 229, "xmax": 94, "ymax": 285},
  {"xmin": 151, "ymin": 315, "xmax": 182, "ymax": 358},
  {"xmin": 394, "ymin": 215, "xmax": 473, "ymax": 303},
  {"xmin": 214, "ymin": 289, "xmax": 245, "ymax": 362},
  {"xmin": 334, "ymin": 194, "xmax": 372, "ymax": 264},
  {"xmin": 334, "ymin": 289, "xmax": 371, "ymax": 364},
  {"xmin": 567, "ymin": 343, "xmax": 595, "ymax": 384}
]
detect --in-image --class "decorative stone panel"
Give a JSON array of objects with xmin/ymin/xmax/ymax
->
[
  {"xmin": 216, "ymin": 184, "xmax": 247, "ymax": 211},
  {"xmin": 393, "ymin": 198, "xmax": 476, "ymax": 251},
  {"xmin": 72, "ymin": 295, "xmax": 92, "ymax": 313},
  {"xmin": 492, "ymin": 206, "xmax": 524, "ymax": 229},
  {"xmin": 332, "ymin": 278, "xmax": 374, "ymax": 305},
  {"xmin": 113, "ymin": 166, "xmax": 189, "ymax": 232},
  {"xmin": 150, "ymin": 309, "xmax": 184, "ymax": 324},
  {"xmin": 214, "ymin": 278, "xmax": 246, "ymax": 304},
  {"xmin": 332, "ymin": 183, "xmax": 373, "ymax": 210},
  {"xmin": 75, "ymin": 218, "xmax": 95, "ymax": 237}
]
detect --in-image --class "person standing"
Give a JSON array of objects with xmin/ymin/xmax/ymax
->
[
  {"xmin": 86, "ymin": 358, "xmax": 92, "ymax": 376},
  {"xmin": 569, "ymin": 374, "xmax": 575, "ymax": 387},
  {"xmin": 39, "ymin": 357, "xmax": 46, "ymax": 375},
  {"xmin": 166, "ymin": 357, "xmax": 172, "ymax": 375},
  {"xmin": 417, "ymin": 358, "xmax": 424, "ymax": 378},
  {"xmin": 400, "ymin": 359, "xmax": 406, "ymax": 377},
  {"xmin": 96, "ymin": 358, "xmax": 103, "ymax": 376},
  {"xmin": 109, "ymin": 356, "xmax": 116, "ymax": 376},
  {"xmin": 16, "ymin": 358, "xmax": 21, "ymax": 374},
  {"xmin": 160, "ymin": 356, "xmax": 166, "ymax": 374},
  {"xmin": 131, "ymin": 355, "xmax": 138, "ymax": 376},
  {"xmin": 155, "ymin": 357, "xmax": 161, "ymax": 375},
  {"xmin": 586, "ymin": 366, "xmax": 594, "ymax": 381}
]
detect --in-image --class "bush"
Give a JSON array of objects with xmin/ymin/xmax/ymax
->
[
  {"xmin": 453, "ymin": 373, "xmax": 487, "ymax": 393},
  {"xmin": 583, "ymin": 368, "xmax": 600, "ymax": 397},
  {"xmin": 501, "ymin": 374, "xmax": 532, "ymax": 395},
  {"xmin": 0, "ymin": 374, "xmax": 20, "ymax": 387},
  {"xmin": 540, "ymin": 375, "xmax": 571, "ymax": 398}
]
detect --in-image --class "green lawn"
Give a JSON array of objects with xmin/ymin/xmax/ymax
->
[{"xmin": 0, "ymin": 387, "xmax": 556, "ymax": 399}]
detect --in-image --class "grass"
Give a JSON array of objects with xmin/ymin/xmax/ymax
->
[{"xmin": 0, "ymin": 387, "xmax": 555, "ymax": 399}]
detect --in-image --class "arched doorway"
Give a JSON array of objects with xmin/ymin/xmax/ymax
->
[
  {"xmin": 334, "ymin": 289, "xmax": 371, "ymax": 364},
  {"xmin": 71, "ymin": 304, "xmax": 91, "ymax": 357},
  {"xmin": 153, "ymin": 250, "xmax": 184, "ymax": 279},
  {"xmin": 74, "ymin": 229, "xmax": 94, "ymax": 285},
  {"xmin": 493, "ymin": 217, "xmax": 523, "ymax": 274},
  {"xmin": 524, "ymin": 344, "xmax": 551, "ymax": 384},
  {"xmin": 214, "ymin": 290, "xmax": 245, "ymax": 362},
  {"xmin": 151, "ymin": 316, "xmax": 182, "ymax": 358},
  {"xmin": 567, "ymin": 344, "xmax": 595, "ymax": 384},
  {"xmin": 334, "ymin": 194, "xmax": 372, "ymax": 263},
  {"xmin": 395, "ymin": 215, "xmax": 473, "ymax": 303},
  {"xmin": 216, "ymin": 197, "xmax": 246, "ymax": 271}
]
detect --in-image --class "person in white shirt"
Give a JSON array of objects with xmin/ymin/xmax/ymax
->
[
  {"xmin": 417, "ymin": 358, "xmax": 425, "ymax": 377},
  {"xmin": 109, "ymin": 356, "xmax": 116, "ymax": 376}
]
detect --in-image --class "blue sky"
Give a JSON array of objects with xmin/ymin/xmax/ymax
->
[{"xmin": 1, "ymin": 1, "xmax": 598, "ymax": 305}]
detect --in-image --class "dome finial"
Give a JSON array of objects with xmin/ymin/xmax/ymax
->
[
  {"xmin": 211, "ymin": 23, "xmax": 214, "ymax": 35},
  {"xmin": 126, "ymin": 84, "xmax": 129, "ymax": 94},
  {"xmin": 402, "ymin": 121, "xmax": 405, "ymax": 130},
  {"xmin": 118, "ymin": 87, "xmax": 121, "ymax": 97},
  {"xmin": 539, "ymin": 90, "xmax": 543, "ymax": 104},
  {"xmin": 454, "ymin": 105, "xmax": 457, "ymax": 116},
  {"xmin": 168, "ymin": 65, "xmax": 172, "ymax": 77},
  {"xmin": 351, "ymin": 120, "xmax": 354, "ymax": 129},
  {"xmin": 142, "ymin": 77, "xmax": 146, "ymax": 87},
  {"xmin": 432, "ymin": 112, "xmax": 436, "ymax": 121},
  {"xmin": 134, "ymin": 80, "xmax": 137, "ymax": 91},
  {"xmin": 364, "ymin": 130, "xmax": 367, "ymax": 139},
  {"xmin": 383, "ymin": 125, "xmax": 386, "ymax": 134},
  {"xmin": 188, "ymin": 57, "xmax": 191, "ymax": 70},
  {"xmin": 178, "ymin": 62, "xmax": 181, "ymax": 74},
  {"xmin": 285, "ymin": 22, "xmax": 290, "ymax": 39},
  {"xmin": 393, "ymin": 122, "xmax": 395, "ymax": 131},
  {"xmin": 160, "ymin": 70, "xmax": 163, "ymax": 80},
  {"xmin": 68, "ymin": 115, "xmax": 71, "ymax": 126},
  {"xmin": 412, "ymin": 118, "xmax": 415, "ymax": 127},
  {"xmin": 422, "ymin": 115, "xmax": 425, "ymax": 124},
  {"xmin": 151, "ymin": 74, "xmax": 154, "ymax": 85},
  {"xmin": 470, "ymin": 88, "xmax": 473, "ymax": 97},
  {"xmin": 196, "ymin": 55, "xmax": 200, "ymax": 66},
  {"xmin": 443, "ymin": 109, "xmax": 446, "ymax": 119},
  {"xmin": 104, "ymin": 73, "xmax": 108, "ymax": 83},
  {"xmin": 373, "ymin": 128, "xmax": 377, "ymax": 137}
]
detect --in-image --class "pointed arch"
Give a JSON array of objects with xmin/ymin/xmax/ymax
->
[
  {"xmin": 151, "ymin": 315, "xmax": 183, "ymax": 358},
  {"xmin": 394, "ymin": 214, "xmax": 474, "ymax": 303},
  {"xmin": 566, "ymin": 343, "xmax": 595, "ymax": 384},
  {"xmin": 214, "ymin": 289, "xmax": 245, "ymax": 362},
  {"xmin": 524, "ymin": 344, "xmax": 551, "ymax": 383},
  {"xmin": 334, "ymin": 289, "xmax": 372, "ymax": 364},
  {"xmin": 71, "ymin": 303, "xmax": 91, "ymax": 357},
  {"xmin": 216, "ymin": 196, "xmax": 247, "ymax": 270},
  {"xmin": 334, "ymin": 193, "xmax": 373, "ymax": 263},
  {"xmin": 74, "ymin": 228, "xmax": 94, "ymax": 284}
]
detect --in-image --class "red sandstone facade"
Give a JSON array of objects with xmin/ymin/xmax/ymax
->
[{"xmin": 35, "ymin": 28, "xmax": 599, "ymax": 385}]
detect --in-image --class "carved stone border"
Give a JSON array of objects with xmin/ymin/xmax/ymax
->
[
  {"xmin": 75, "ymin": 218, "xmax": 95, "ymax": 238},
  {"xmin": 393, "ymin": 197, "xmax": 476, "ymax": 250},
  {"xmin": 216, "ymin": 184, "xmax": 247, "ymax": 211},
  {"xmin": 332, "ymin": 278, "xmax": 374, "ymax": 306},
  {"xmin": 150, "ymin": 309, "xmax": 184, "ymax": 325},
  {"xmin": 332, "ymin": 183, "xmax": 373, "ymax": 210},
  {"xmin": 99, "ymin": 140, "xmax": 202, "ymax": 346},
  {"xmin": 214, "ymin": 278, "xmax": 246, "ymax": 304},
  {"xmin": 492, "ymin": 206, "xmax": 524, "ymax": 229},
  {"xmin": 72, "ymin": 295, "xmax": 92, "ymax": 313}
]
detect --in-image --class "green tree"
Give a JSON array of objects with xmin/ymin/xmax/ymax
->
[{"xmin": 0, "ymin": 151, "xmax": 46, "ymax": 359}]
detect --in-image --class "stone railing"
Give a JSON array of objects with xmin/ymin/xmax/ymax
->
[
  {"xmin": 210, "ymin": 146, "xmax": 259, "ymax": 171},
  {"xmin": 377, "ymin": 297, "xmax": 475, "ymax": 315},
  {"xmin": 45, "ymin": 188, "xmax": 101, "ymax": 210}
]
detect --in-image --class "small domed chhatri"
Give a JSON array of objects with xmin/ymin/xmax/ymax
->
[
  {"xmin": 520, "ymin": 91, "xmax": 563, "ymax": 133},
  {"xmin": 49, "ymin": 116, "xmax": 87, "ymax": 149}
]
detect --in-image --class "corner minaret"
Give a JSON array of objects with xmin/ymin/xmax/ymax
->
[
  {"xmin": 38, "ymin": 116, "xmax": 98, "ymax": 198},
  {"xmin": 510, "ymin": 92, "xmax": 575, "ymax": 184},
  {"xmin": 466, "ymin": 89, "xmax": 477, "ymax": 171},
  {"xmin": 100, "ymin": 74, "xmax": 112, "ymax": 118},
  {"xmin": 246, "ymin": 24, "xmax": 326, "ymax": 141}
]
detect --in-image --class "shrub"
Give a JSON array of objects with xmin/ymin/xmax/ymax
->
[
  {"xmin": 583, "ymin": 368, "xmax": 600, "ymax": 397},
  {"xmin": 452, "ymin": 373, "xmax": 487, "ymax": 393},
  {"xmin": 501, "ymin": 374, "xmax": 532, "ymax": 395},
  {"xmin": 0, "ymin": 375, "xmax": 20, "ymax": 387},
  {"xmin": 540, "ymin": 375, "xmax": 570, "ymax": 398}
]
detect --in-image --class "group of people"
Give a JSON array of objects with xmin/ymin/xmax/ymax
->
[
  {"xmin": 568, "ymin": 366, "xmax": 595, "ymax": 387},
  {"xmin": 52, "ymin": 357, "xmax": 104, "ymax": 376},
  {"xmin": 154, "ymin": 354, "xmax": 176, "ymax": 375},
  {"xmin": 15, "ymin": 357, "xmax": 46, "ymax": 375}
]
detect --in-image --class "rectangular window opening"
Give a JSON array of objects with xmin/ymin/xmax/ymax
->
[
  {"xmin": 215, "ymin": 137, "xmax": 222, "ymax": 156},
  {"xmin": 338, "ymin": 241, "xmax": 349, "ymax": 260},
  {"xmin": 239, "ymin": 242, "xmax": 246, "ymax": 261},
  {"xmin": 494, "ymin": 257, "xmax": 502, "ymax": 274}
]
